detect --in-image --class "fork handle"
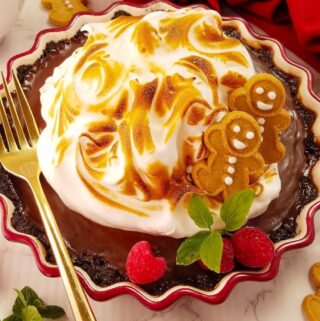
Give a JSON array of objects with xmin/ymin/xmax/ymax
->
[{"xmin": 27, "ymin": 175, "xmax": 96, "ymax": 321}]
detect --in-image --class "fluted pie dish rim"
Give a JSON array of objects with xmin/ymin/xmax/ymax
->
[{"xmin": 1, "ymin": 0, "xmax": 320, "ymax": 310}]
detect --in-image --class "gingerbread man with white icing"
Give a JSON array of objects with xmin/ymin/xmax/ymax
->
[
  {"xmin": 192, "ymin": 111, "xmax": 264, "ymax": 200},
  {"xmin": 42, "ymin": 0, "xmax": 90, "ymax": 27},
  {"xmin": 228, "ymin": 73, "xmax": 291, "ymax": 164}
]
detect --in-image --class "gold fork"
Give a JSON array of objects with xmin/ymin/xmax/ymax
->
[{"xmin": 0, "ymin": 72, "xmax": 96, "ymax": 321}]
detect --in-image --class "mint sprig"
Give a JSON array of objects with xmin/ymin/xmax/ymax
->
[
  {"xmin": 176, "ymin": 189, "xmax": 255, "ymax": 273},
  {"xmin": 2, "ymin": 287, "xmax": 65, "ymax": 321}
]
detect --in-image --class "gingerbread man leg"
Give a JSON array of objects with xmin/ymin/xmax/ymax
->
[{"xmin": 259, "ymin": 127, "xmax": 286, "ymax": 164}]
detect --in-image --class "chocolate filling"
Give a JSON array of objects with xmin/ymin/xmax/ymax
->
[{"xmin": 1, "ymin": 13, "xmax": 319, "ymax": 295}]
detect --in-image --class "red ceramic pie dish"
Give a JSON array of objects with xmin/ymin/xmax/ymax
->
[{"xmin": 1, "ymin": 0, "xmax": 320, "ymax": 310}]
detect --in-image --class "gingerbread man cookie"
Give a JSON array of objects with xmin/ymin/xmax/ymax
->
[
  {"xmin": 228, "ymin": 73, "xmax": 291, "ymax": 164},
  {"xmin": 192, "ymin": 111, "xmax": 264, "ymax": 200},
  {"xmin": 42, "ymin": 0, "xmax": 90, "ymax": 27},
  {"xmin": 303, "ymin": 262, "xmax": 320, "ymax": 321},
  {"xmin": 303, "ymin": 295, "xmax": 320, "ymax": 321}
]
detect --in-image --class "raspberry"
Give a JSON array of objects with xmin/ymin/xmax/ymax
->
[
  {"xmin": 232, "ymin": 227, "xmax": 274, "ymax": 268},
  {"xmin": 199, "ymin": 238, "xmax": 235, "ymax": 273},
  {"xmin": 126, "ymin": 241, "xmax": 167, "ymax": 284},
  {"xmin": 220, "ymin": 238, "xmax": 235, "ymax": 273}
]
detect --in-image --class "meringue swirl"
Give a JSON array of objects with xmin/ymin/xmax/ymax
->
[{"xmin": 38, "ymin": 8, "xmax": 280, "ymax": 237}]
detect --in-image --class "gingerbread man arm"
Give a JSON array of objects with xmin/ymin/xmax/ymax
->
[
  {"xmin": 41, "ymin": 0, "xmax": 52, "ymax": 9},
  {"xmin": 245, "ymin": 154, "xmax": 265, "ymax": 177},
  {"xmin": 204, "ymin": 126, "xmax": 228, "ymax": 153},
  {"xmin": 228, "ymin": 87, "xmax": 251, "ymax": 113},
  {"xmin": 270, "ymin": 109, "xmax": 291, "ymax": 132},
  {"xmin": 192, "ymin": 150, "xmax": 223, "ymax": 196}
]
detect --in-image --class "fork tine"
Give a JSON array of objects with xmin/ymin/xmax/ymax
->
[
  {"xmin": 0, "ymin": 129, "xmax": 7, "ymax": 158},
  {"xmin": 1, "ymin": 72, "xmax": 29, "ymax": 149},
  {"xmin": 13, "ymin": 72, "xmax": 40, "ymax": 145},
  {"xmin": 0, "ymin": 95, "xmax": 17, "ymax": 152},
  {"xmin": 0, "ymin": 134, "xmax": 7, "ymax": 156},
  {"xmin": 0, "ymin": 106, "xmax": 7, "ymax": 157}
]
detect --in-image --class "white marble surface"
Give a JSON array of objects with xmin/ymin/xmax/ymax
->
[{"xmin": 0, "ymin": 1, "xmax": 319, "ymax": 320}]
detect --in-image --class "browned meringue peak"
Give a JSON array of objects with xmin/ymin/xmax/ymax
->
[{"xmin": 37, "ymin": 8, "xmax": 280, "ymax": 238}]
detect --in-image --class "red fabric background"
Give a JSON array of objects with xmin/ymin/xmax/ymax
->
[
  {"xmin": 129, "ymin": 0, "xmax": 320, "ymax": 70},
  {"xmin": 207, "ymin": 0, "xmax": 320, "ymax": 71}
]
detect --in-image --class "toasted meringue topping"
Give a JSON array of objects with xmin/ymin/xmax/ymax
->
[{"xmin": 38, "ymin": 8, "xmax": 280, "ymax": 237}]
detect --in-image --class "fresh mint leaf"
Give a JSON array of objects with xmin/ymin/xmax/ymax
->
[
  {"xmin": 188, "ymin": 194, "xmax": 213, "ymax": 229},
  {"xmin": 13, "ymin": 290, "xmax": 27, "ymax": 316},
  {"xmin": 176, "ymin": 231, "xmax": 211, "ymax": 265},
  {"xmin": 200, "ymin": 231, "xmax": 223, "ymax": 273},
  {"xmin": 4, "ymin": 287, "xmax": 65, "ymax": 321},
  {"xmin": 21, "ymin": 288, "xmax": 44, "ymax": 309},
  {"xmin": 38, "ymin": 306, "xmax": 65, "ymax": 319},
  {"xmin": 3, "ymin": 315, "xmax": 21, "ymax": 321},
  {"xmin": 12, "ymin": 287, "xmax": 42, "ymax": 317},
  {"xmin": 14, "ymin": 290, "xmax": 27, "ymax": 307},
  {"xmin": 21, "ymin": 306, "xmax": 42, "ymax": 321},
  {"xmin": 220, "ymin": 189, "xmax": 255, "ymax": 232}
]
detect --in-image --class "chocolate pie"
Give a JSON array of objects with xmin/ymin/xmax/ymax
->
[{"xmin": 1, "ymin": 7, "xmax": 320, "ymax": 295}]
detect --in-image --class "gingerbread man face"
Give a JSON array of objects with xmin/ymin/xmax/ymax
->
[
  {"xmin": 247, "ymin": 74, "xmax": 285, "ymax": 117},
  {"xmin": 224, "ymin": 115, "xmax": 261, "ymax": 157},
  {"xmin": 205, "ymin": 112, "xmax": 262, "ymax": 158}
]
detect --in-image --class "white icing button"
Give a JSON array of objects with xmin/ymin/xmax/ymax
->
[
  {"xmin": 246, "ymin": 131, "xmax": 254, "ymax": 139},
  {"xmin": 224, "ymin": 176, "xmax": 233, "ymax": 185},
  {"xmin": 260, "ymin": 126, "xmax": 265, "ymax": 133},
  {"xmin": 67, "ymin": 4, "xmax": 73, "ymax": 9},
  {"xmin": 227, "ymin": 166, "xmax": 235, "ymax": 174},
  {"xmin": 233, "ymin": 125, "xmax": 241, "ymax": 133},
  {"xmin": 258, "ymin": 117, "xmax": 265, "ymax": 125},
  {"xmin": 228, "ymin": 156, "xmax": 237, "ymax": 164},
  {"xmin": 256, "ymin": 87, "xmax": 264, "ymax": 94},
  {"xmin": 268, "ymin": 91, "xmax": 277, "ymax": 100}
]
